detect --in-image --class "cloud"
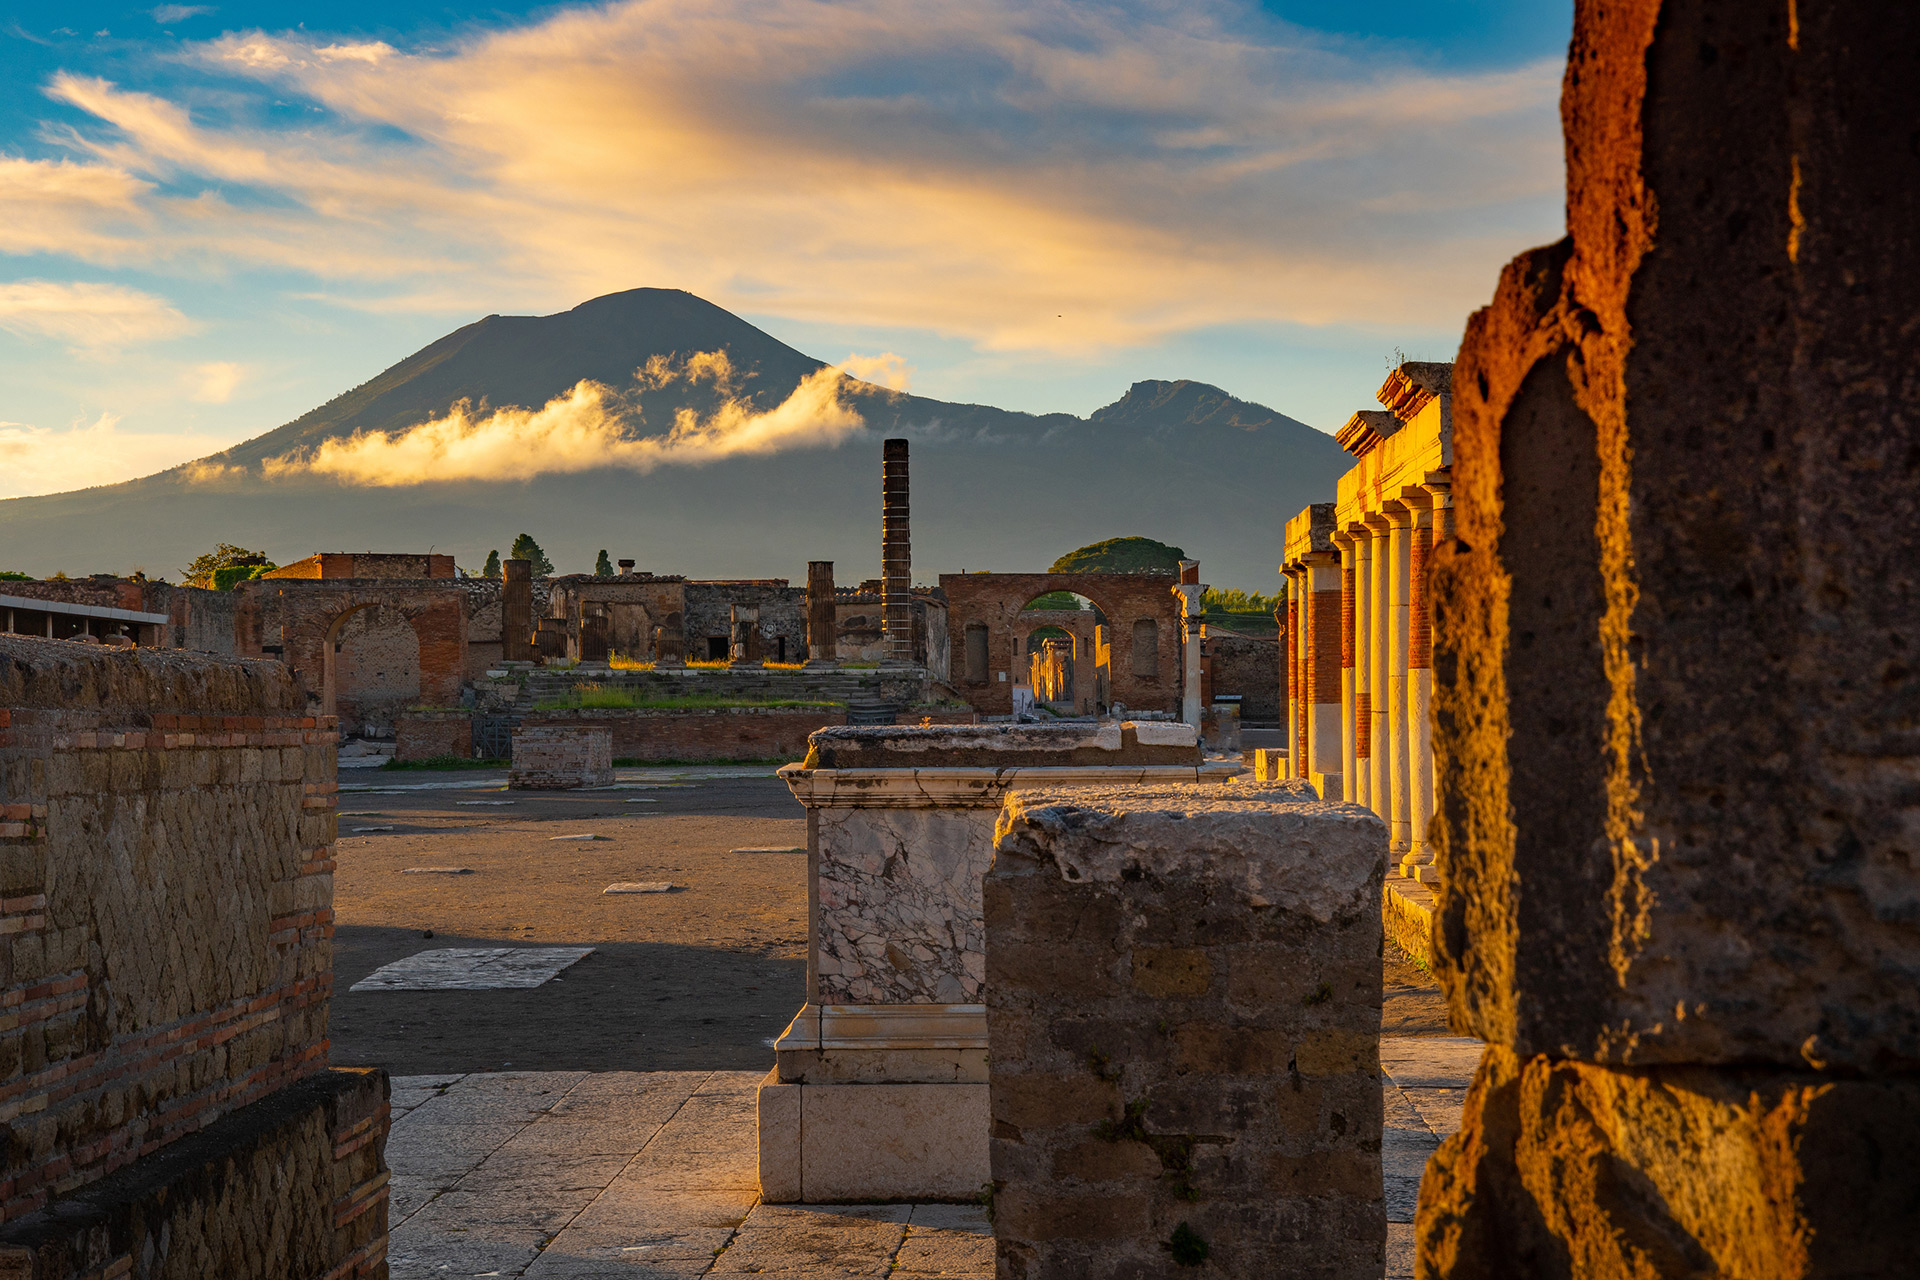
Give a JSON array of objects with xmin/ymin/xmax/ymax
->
[
  {"xmin": 190, "ymin": 360, "xmax": 243, "ymax": 402},
  {"xmin": 0, "ymin": 413, "xmax": 233, "ymax": 498},
  {"xmin": 839, "ymin": 352, "xmax": 913, "ymax": 392},
  {"xmin": 0, "ymin": 280, "xmax": 193, "ymax": 347},
  {"xmin": 13, "ymin": 0, "xmax": 1561, "ymax": 353},
  {"xmin": 0, "ymin": 157, "xmax": 152, "ymax": 258},
  {"xmin": 259, "ymin": 351, "xmax": 866, "ymax": 486},
  {"xmin": 150, "ymin": 6, "xmax": 213, "ymax": 23}
]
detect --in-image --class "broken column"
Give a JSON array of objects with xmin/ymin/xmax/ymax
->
[
  {"xmin": 729, "ymin": 603, "xmax": 761, "ymax": 666},
  {"xmin": 1173, "ymin": 560, "xmax": 1205, "ymax": 730},
  {"xmin": 502, "ymin": 557, "xmax": 533, "ymax": 662},
  {"xmin": 1418, "ymin": 1, "xmax": 1920, "ymax": 1273},
  {"xmin": 805, "ymin": 561, "xmax": 836, "ymax": 666},
  {"xmin": 880, "ymin": 438, "xmax": 913, "ymax": 665},
  {"xmin": 987, "ymin": 782, "xmax": 1387, "ymax": 1278}
]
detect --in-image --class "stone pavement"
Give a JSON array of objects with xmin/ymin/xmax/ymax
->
[{"xmin": 386, "ymin": 1037, "xmax": 1481, "ymax": 1279}]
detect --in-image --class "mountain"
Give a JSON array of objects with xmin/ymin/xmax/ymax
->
[{"xmin": 0, "ymin": 289, "xmax": 1352, "ymax": 590}]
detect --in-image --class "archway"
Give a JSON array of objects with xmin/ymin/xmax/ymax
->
[{"xmin": 324, "ymin": 602, "xmax": 423, "ymax": 732}]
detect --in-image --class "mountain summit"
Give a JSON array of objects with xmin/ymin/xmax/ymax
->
[{"xmin": 0, "ymin": 290, "xmax": 1349, "ymax": 588}]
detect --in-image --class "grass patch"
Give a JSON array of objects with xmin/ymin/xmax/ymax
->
[
  {"xmin": 608, "ymin": 652, "xmax": 655, "ymax": 671},
  {"xmin": 533, "ymin": 683, "xmax": 842, "ymax": 711},
  {"xmin": 378, "ymin": 756, "xmax": 509, "ymax": 770}
]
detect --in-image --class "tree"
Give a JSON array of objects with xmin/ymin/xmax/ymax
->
[
  {"xmin": 594, "ymin": 550, "xmax": 614, "ymax": 577},
  {"xmin": 509, "ymin": 534, "xmax": 554, "ymax": 577},
  {"xmin": 182, "ymin": 543, "xmax": 276, "ymax": 588},
  {"xmin": 0, "ymin": 571, "xmax": 31, "ymax": 581},
  {"xmin": 482, "ymin": 550, "xmax": 501, "ymax": 579},
  {"xmin": 1204, "ymin": 587, "xmax": 1281, "ymax": 614},
  {"xmin": 1049, "ymin": 536, "xmax": 1186, "ymax": 575}
]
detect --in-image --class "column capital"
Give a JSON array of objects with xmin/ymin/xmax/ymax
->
[
  {"xmin": 1362, "ymin": 510, "xmax": 1393, "ymax": 533},
  {"xmin": 1382, "ymin": 501, "xmax": 1415, "ymax": 528}
]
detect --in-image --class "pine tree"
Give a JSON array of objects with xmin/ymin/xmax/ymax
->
[
  {"xmin": 482, "ymin": 550, "xmax": 501, "ymax": 579},
  {"xmin": 509, "ymin": 534, "xmax": 554, "ymax": 577},
  {"xmin": 594, "ymin": 550, "xmax": 614, "ymax": 577}
]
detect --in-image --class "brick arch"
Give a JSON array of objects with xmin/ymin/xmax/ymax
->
[
  {"xmin": 937, "ymin": 571, "xmax": 1183, "ymax": 717},
  {"xmin": 242, "ymin": 582, "xmax": 468, "ymax": 718}
]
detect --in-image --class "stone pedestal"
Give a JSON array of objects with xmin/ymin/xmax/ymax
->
[
  {"xmin": 509, "ymin": 725, "xmax": 612, "ymax": 789},
  {"xmin": 987, "ymin": 782, "xmax": 1387, "ymax": 1279},
  {"xmin": 760, "ymin": 723, "xmax": 1233, "ymax": 1202}
]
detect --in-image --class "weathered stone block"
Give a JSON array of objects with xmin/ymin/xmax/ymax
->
[
  {"xmin": 988, "ymin": 782, "xmax": 1386, "ymax": 1280},
  {"xmin": 1417, "ymin": 1046, "xmax": 1920, "ymax": 1280},
  {"xmin": 508, "ymin": 724, "xmax": 612, "ymax": 789}
]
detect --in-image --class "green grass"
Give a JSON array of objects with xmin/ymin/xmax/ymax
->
[
  {"xmin": 533, "ymin": 688, "xmax": 843, "ymax": 711},
  {"xmin": 378, "ymin": 756, "xmax": 509, "ymax": 770}
]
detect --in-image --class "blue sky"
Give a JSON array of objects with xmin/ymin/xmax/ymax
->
[{"xmin": 0, "ymin": 0, "xmax": 1570, "ymax": 498}]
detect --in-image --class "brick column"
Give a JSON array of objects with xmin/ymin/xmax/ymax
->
[
  {"xmin": 1384, "ymin": 506, "xmax": 1413, "ymax": 853},
  {"xmin": 1418, "ymin": 0, "xmax": 1920, "ymax": 1271},
  {"xmin": 1333, "ymin": 531, "xmax": 1357, "ymax": 801},
  {"xmin": 1347, "ymin": 523, "xmax": 1372, "ymax": 811},
  {"xmin": 881, "ymin": 438, "xmax": 913, "ymax": 665},
  {"xmin": 805, "ymin": 561, "xmax": 836, "ymax": 666},
  {"xmin": 501, "ymin": 558, "xmax": 532, "ymax": 662},
  {"xmin": 1401, "ymin": 492, "xmax": 1436, "ymax": 879},
  {"xmin": 1365, "ymin": 514, "xmax": 1390, "ymax": 822}
]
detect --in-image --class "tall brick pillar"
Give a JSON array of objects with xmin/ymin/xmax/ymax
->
[
  {"xmin": 1334, "ymin": 531, "xmax": 1357, "ymax": 801},
  {"xmin": 880, "ymin": 438, "xmax": 913, "ymax": 665},
  {"xmin": 1418, "ymin": 1, "xmax": 1920, "ymax": 1274},
  {"xmin": 805, "ymin": 561, "xmax": 836, "ymax": 666},
  {"xmin": 502, "ymin": 558, "xmax": 532, "ymax": 662}
]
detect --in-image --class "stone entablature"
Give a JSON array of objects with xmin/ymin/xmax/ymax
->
[{"xmin": 1280, "ymin": 361, "xmax": 1453, "ymax": 885}]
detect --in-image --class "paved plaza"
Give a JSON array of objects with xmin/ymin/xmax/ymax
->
[{"xmin": 383, "ymin": 1036, "xmax": 1479, "ymax": 1279}]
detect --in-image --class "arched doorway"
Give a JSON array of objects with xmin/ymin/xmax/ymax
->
[
  {"xmin": 1018, "ymin": 592, "xmax": 1105, "ymax": 715},
  {"xmin": 322, "ymin": 602, "xmax": 423, "ymax": 732}
]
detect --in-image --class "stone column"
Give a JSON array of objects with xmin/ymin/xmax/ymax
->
[
  {"xmin": 1282, "ymin": 569, "xmax": 1301, "ymax": 777},
  {"xmin": 1175, "ymin": 562, "xmax": 1205, "ymax": 731},
  {"xmin": 805, "ymin": 561, "xmax": 837, "ymax": 666},
  {"xmin": 1305, "ymin": 552, "xmax": 1343, "ymax": 798},
  {"xmin": 501, "ymin": 558, "xmax": 532, "ymax": 662},
  {"xmin": 1347, "ymin": 523, "xmax": 1373, "ymax": 811},
  {"xmin": 1364, "ymin": 514, "xmax": 1390, "ymax": 821},
  {"xmin": 881, "ymin": 438, "xmax": 913, "ymax": 665},
  {"xmin": 1417, "ymin": 1, "xmax": 1920, "ymax": 1272},
  {"xmin": 1383, "ymin": 503, "xmax": 1412, "ymax": 854},
  {"xmin": 729, "ymin": 603, "xmax": 760, "ymax": 666},
  {"xmin": 1399, "ymin": 490, "xmax": 1436, "ymax": 881},
  {"xmin": 1333, "ymin": 532, "xmax": 1357, "ymax": 801}
]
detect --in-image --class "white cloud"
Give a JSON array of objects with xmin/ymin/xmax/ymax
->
[
  {"xmin": 150, "ymin": 6, "xmax": 214, "ymax": 23},
  {"xmin": 260, "ymin": 351, "xmax": 866, "ymax": 485},
  {"xmin": 0, "ymin": 280, "xmax": 193, "ymax": 348},
  {"xmin": 14, "ymin": 0, "xmax": 1560, "ymax": 353},
  {"xmin": 190, "ymin": 360, "xmax": 244, "ymax": 402},
  {"xmin": 839, "ymin": 352, "xmax": 913, "ymax": 392},
  {"xmin": 0, "ymin": 157, "xmax": 151, "ymax": 258},
  {"xmin": 0, "ymin": 413, "xmax": 232, "ymax": 497}
]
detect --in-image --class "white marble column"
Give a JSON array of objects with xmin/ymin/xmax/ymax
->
[
  {"xmin": 1385, "ymin": 503, "xmax": 1413, "ymax": 855},
  {"xmin": 1332, "ymin": 532, "xmax": 1357, "ymax": 802},
  {"xmin": 1305, "ymin": 554, "xmax": 1342, "ymax": 796},
  {"xmin": 1365, "ymin": 513, "xmax": 1391, "ymax": 823},
  {"xmin": 1174, "ymin": 578, "xmax": 1205, "ymax": 730}
]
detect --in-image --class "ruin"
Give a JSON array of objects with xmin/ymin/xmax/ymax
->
[
  {"xmin": 1411, "ymin": 0, "xmax": 1920, "ymax": 1272},
  {"xmin": 759, "ymin": 723, "xmax": 1232, "ymax": 1203},
  {"xmin": 0, "ymin": 636, "xmax": 387, "ymax": 1274}
]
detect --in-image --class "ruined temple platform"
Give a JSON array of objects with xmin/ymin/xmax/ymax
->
[{"xmin": 384, "ymin": 1036, "xmax": 1479, "ymax": 1278}]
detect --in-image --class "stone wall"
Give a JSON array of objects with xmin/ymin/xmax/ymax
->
[
  {"xmin": 519, "ymin": 708, "xmax": 845, "ymax": 763},
  {"xmin": 1205, "ymin": 631, "xmax": 1279, "ymax": 721},
  {"xmin": 509, "ymin": 725, "xmax": 612, "ymax": 788},
  {"xmin": 1416, "ymin": 0, "xmax": 1920, "ymax": 1273},
  {"xmin": 0, "ymin": 635, "xmax": 387, "ymax": 1275},
  {"xmin": 986, "ymin": 782, "xmax": 1386, "ymax": 1278},
  {"xmin": 684, "ymin": 583, "xmax": 806, "ymax": 664}
]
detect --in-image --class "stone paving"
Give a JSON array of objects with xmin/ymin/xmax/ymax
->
[{"xmin": 386, "ymin": 1035, "xmax": 1481, "ymax": 1279}]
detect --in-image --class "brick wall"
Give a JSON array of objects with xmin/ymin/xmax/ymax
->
[
  {"xmin": 395, "ymin": 713, "xmax": 475, "ymax": 762},
  {"xmin": 518, "ymin": 708, "xmax": 846, "ymax": 763},
  {"xmin": 987, "ymin": 783, "xmax": 1386, "ymax": 1278},
  {"xmin": 510, "ymin": 725, "xmax": 613, "ymax": 788},
  {"xmin": 1206, "ymin": 633, "xmax": 1279, "ymax": 721},
  {"xmin": 0, "ymin": 635, "xmax": 386, "ymax": 1276}
]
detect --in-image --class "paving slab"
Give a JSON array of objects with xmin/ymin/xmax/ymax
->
[{"xmin": 352, "ymin": 946, "xmax": 597, "ymax": 991}]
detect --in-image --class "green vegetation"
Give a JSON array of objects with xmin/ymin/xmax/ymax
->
[
  {"xmin": 594, "ymin": 549, "xmax": 614, "ymax": 577},
  {"xmin": 533, "ymin": 684, "xmax": 843, "ymax": 711},
  {"xmin": 510, "ymin": 533, "xmax": 554, "ymax": 577},
  {"xmin": 0, "ymin": 571, "xmax": 31, "ymax": 581},
  {"xmin": 1023, "ymin": 591, "xmax": 1086, "ymax": 611},
  {"xmin": 379, "ymin": 756, "xmax": 508, "ymax": 770},
  {"xmin": 1203, "ymin": 587, "xmax": 1280, "ymax": 614},
  {"xmin": 1049, "ymin": 536, "xmax": 1185, "ymax": 575},
  {"xmin": 182, "ymin": 542, "xmax": 276, "ymax": 588},
  {"xmin": 211, "ymin": 564, "xmax": 274, "ymax": 591},
  {"xmin": 482, "ymin": 550, "xmax": 501, "ymax": 579}
]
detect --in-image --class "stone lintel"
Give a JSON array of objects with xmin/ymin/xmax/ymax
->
[{"xmin": 781, "ymin": 762, "xmax": 1239, "ymax": 810}]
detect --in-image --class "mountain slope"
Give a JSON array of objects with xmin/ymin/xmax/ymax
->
[{"xmin": 0, "ymin": 289, "xmax": 1352, "ymax": 589}]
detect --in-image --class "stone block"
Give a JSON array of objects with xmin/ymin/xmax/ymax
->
[
  {"xmin": 508, "ymin": 725, "xmax": 613, "ymax": 790},
  {"xmin": 755, "ymin": 1069, "xmax": 801, "ymax": 1204},
  {"xmin": 755, "ymin": 1073, "xmax": 989, "ymax": 1204},
  {"xmin": 987, "ymin": 782, "xmax": 1386, "ymax": 1279},
  {"xmin": 1417, "ymin": 1046, "xmax": 1920, "ymax": 1280}
]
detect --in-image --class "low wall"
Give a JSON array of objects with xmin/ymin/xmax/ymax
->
[
  {"xmin": 0, "ymin": 635, "xmax": 387, "ymax": 1276},
  {"xmin": 395, "ymin": 711, "xmax": 474, "ymax": 761},
  {"xmin": 987, "ymin": 783, "xmax": 1386, "ymax": 1278},
  {"xmin": 510, "ymin": 725, "xmax": 613, "ymax": 789},
  {"xmin": 519, "ymin": 707, "xmax": 848, "ymax": 762}
]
